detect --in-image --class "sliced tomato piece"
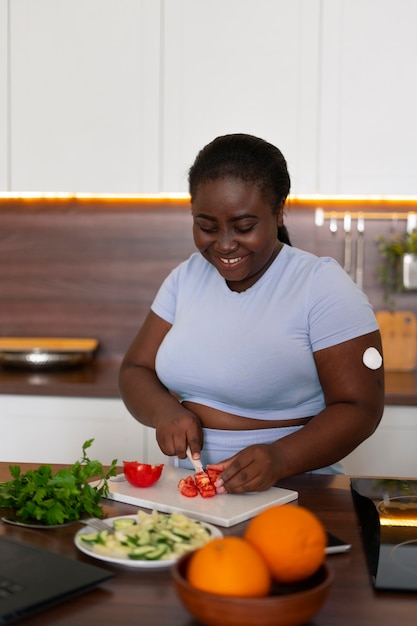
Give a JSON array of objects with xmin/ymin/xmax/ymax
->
[
  {"xmin": 178, "ymin": 476, "xmax": 198, "ymax": 498},
  {"xmin": 206, "ymin": 467, "xmax": 222, "ymax": 484},
  {"xmin": 194, "ymin": 471, "xmax": 216, "ymax": 498}
]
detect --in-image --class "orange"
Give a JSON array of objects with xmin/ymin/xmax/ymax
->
[
  {"xmin": 244, "ymin": 504, "xmax": 326, "ymax": 584},
  {"xmin": 187, "ymin": 536, "xmax": 271, "ymax": 598}
]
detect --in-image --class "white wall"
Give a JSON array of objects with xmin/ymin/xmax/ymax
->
[{"xmin": 1, "ymin": 0, "xmax": 416, "ymax": 194}]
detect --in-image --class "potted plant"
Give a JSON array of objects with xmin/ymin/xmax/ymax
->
[{"xmin": 376, "ymin": 229, "xmax": 417, "ymax": 311}]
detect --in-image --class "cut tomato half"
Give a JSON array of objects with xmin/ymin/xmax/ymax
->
[{"xmin": 123, "ymin": 461, "xmax": 164, "ymax": 488}]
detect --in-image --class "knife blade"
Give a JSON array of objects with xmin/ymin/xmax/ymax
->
[{"xmin": 186, "ymin": 447, "xmax": 216, "ymax": 498}]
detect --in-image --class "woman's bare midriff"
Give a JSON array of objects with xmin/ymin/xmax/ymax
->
[{"xmin": 182, "ymin": 401, "xmax": 313, "ymax": 430}]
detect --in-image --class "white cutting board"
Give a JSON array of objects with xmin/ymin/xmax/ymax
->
[{"xmin": 101, "ymin": 466, "xmax": 298, "ymax": 528}]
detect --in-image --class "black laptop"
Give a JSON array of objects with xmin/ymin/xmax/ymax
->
[
  {"xmin": 351, "ymin": 477, "xmax": 417, "ymax": 592},
  {"xmin": 0, "ymin": 536, "xmax": 113, "ymax": 624}
]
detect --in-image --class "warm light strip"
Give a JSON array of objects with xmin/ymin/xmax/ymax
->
[
  {"xmin": 2, "ymin": 192, "xmax": 417, "ymax": 202},
  {"xmin": 0, "ymin": 192, "xmax": 190, "ymax": 200},
  {"xmin": 380, "ymin": 518, "xmax": 417, "ymax": 528}
]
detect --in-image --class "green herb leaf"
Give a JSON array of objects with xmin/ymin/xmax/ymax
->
[{"xmin": 0, "ymin": 440, "xmax": 118, "ymax": 525}]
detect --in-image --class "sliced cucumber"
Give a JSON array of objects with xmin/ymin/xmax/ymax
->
[
  {"xmin": 128, "ymin": 545, "xmax": 156, "ymax": 559},
  {"xmin": 144, "ymin": 544, "xmax": 170, "ymax": 560},
  {"xmin": 80, "ymin": 532, "xmax": 100, "ymax": 544},
  {"xmin": 83, "ymin": 510, "xmax": 214, "ymax": 562},
  {"xmin": 159, "ymin": 529, "xmax": 185, "ymax": 543},
  {"xmin": 113, "ymin": 518, "xmax": 138, "ymax": 531}
]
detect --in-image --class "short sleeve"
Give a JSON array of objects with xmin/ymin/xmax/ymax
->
[
  {"xmin": 151, "ymin": 266, "xmax": 179, "ymax": 325},
  {"xmin": 307, "ymin": 258, "xmax": 378, "ymax": 352}
]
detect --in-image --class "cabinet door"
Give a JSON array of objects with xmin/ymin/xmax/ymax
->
[
  {"xmin": 1, "ymin": 395, "xmax": 156, "ymax": 465},
  {"xmin": 161, "ymin": 0, "xmax": 321, "ymax": 193},
  {"xmin": 319, "ymin": 0, "xmax": 417, "ymax": 194},
  {"xmin": 0, "ymin": 0, "xmax": 7, "ymax": 189},
  {"xmin": 9, "ymin": 0, "xmax": 160, "ymax": 192},
  {"xmin": 342, "ymin": 407, "xmax": 417, "ymax": 478}
]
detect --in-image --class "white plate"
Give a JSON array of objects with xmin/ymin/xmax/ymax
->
[
  {"xmin": 2, "ymin": 516, "xmax": 77, "ymax": 529},
  {"xmin": 74, "ymin": 514, "xmax": 223, "ymax": 569}
]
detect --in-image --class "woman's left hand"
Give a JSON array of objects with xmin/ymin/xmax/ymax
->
[{"xmin": 209, "ymin": 444, "xmax": 281, "ymax": 494}]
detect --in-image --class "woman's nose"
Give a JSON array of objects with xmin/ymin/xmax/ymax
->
[{"xmin": 215, "ymin": 231, "xmax": 238, "ymax": 253}]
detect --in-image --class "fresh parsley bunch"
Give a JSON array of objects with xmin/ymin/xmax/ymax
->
[{"xmin": 0, "ymin": 439, "xmax": 117, "ymax": 525}]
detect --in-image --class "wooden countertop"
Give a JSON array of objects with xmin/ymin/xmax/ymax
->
[
  {"xmin": 1, "ymin": 466, "xmax": 416, "ymax": 626},
  {"xmin": 1, "ymin": 362, "xmax": 417, "ymax": 406}
]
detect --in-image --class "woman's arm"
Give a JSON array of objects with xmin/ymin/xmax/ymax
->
[
  {"xmin": 118, "ymin": 310, "xmax": 204, "ymax": 457},
  {"xmin": 213, "ymin": 330, "xmax": 385, "ymax": 493}
]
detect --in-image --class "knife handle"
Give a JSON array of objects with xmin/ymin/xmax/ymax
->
[{"xmin": 186, "ymin": 446, "xmax": 204, "ymax": 472}]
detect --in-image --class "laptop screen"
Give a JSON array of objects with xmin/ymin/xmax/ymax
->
[
  {"xmin": 350, "ymin": 477, "xmax": 417, "ymax": 592},
  {"xmin": 0, "ymin": 536, "xmax": 113, "ymax": 624}
]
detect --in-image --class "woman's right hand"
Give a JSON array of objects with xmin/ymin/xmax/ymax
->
[{"xmin": 155, "ymin": 407, "xmax": 204, "ymax": 461}]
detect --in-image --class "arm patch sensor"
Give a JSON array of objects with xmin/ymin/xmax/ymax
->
[{"xmin": 363, "ymin": 347, "xmax": 383, "ymax": 370}]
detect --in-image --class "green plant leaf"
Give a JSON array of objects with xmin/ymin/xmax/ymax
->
[{"xmin": 0, "ymin": 440, "xmax": 118, "ymax": 525}]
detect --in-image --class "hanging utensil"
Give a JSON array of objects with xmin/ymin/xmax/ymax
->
[
  {"xmin": 343, "ymin": 213, "xmax": 352, "ymax": 275},
  {"xmin": 356, "ymin": 216, "xmax": 365, "ymax": 290},
  {"xmin": 406, "ymin": 212, "xmax": 417, "ymax": 234},
  {"xmin": 314, "ymin": 207, "xmax": 324, "ymax": 227},
  {"xmin": 329, "ymin": 214, "xmax": 338, "ymax": 234}
]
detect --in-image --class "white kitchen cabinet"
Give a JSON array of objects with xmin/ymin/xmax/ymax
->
[
  {"xmin": 161, "ymin": 0, "xmax": 321, "ymax": 193},
  {"xmin": 0, "ymin": 0, "xmax": 7, "ymax": 189},
  {"xmin": 319, "ymin": 0, "xmax": 417, "ymax": 194},
  {"xmin": 342, "ymin": 406, "xmax": 417, "ymax": 478},
  {"xmin": 9, "ymin": 0, "xmax": 160, "ymax": 193},
  {"xmin": 2, "ymin": 393, "xmax": 416, "ymax": 478},
  {"xmin": 1, "ymin": 394, "xmax": 165, "ymax": 466},
  {"xmin": 3, "ymin": 0, "xmax": 417, "ymax": 195}
]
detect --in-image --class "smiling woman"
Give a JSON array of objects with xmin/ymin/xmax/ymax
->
[{"xmin": 118, "ymin": 133, "xmax": 384, "ymax": 494}]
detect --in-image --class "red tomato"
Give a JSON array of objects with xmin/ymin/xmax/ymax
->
[
  {"xmin": 178, "ymin": 476, "xmax": 198, "ymax": 498},
  {"xmin": 206, "ymin": 467, "xmax": 222, "ymax": 484},
  {"xmin": 123, "ymin": 461, "xmax": 164, "ymax": 488},
  {"xmin": 194, "ymin": 471, "xmax": 216, "ymax": 498}
]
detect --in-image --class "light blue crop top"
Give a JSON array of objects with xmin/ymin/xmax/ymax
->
[{"xmin": 151, "ymin": 246, "xmax": 378, "ymax": 421}]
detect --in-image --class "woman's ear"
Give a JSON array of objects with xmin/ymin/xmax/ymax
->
[{"xmin": 275, "ymin": 199, "xmax": 286, "ymax": 227}]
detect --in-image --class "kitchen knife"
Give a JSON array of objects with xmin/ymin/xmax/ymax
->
[
  {"xmin": 186, "ymin": 446, "xmax": 205, "ymax": 473},
  {"xmin": 186, "ymin": 447, "xmax": 216, "ymax": 497}
]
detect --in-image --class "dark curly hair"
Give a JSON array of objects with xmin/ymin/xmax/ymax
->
[{"xmin": 188, "ymin": 133, "xmax": 291, "ymax": 244}]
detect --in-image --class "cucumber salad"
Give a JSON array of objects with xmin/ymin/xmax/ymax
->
[{"xmin": 78, "ymin": 510, "xmax": 218, "ymax": 562}]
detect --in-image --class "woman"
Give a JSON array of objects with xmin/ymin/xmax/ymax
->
[{"xmin": 119, "ymin": 133, "xmax": 384, "ymax": 493}]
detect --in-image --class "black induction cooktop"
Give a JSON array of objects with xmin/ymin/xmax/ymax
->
[{"xmin": 351, "ymin": 477, "xmax": 417, "ymax": 592}]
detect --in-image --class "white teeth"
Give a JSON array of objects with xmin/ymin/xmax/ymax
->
[{"xmin": 220, "ymin": 257, "xmax": 241, "ymax": 265}]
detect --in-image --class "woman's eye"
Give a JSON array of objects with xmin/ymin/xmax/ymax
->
[
  {"xmin": 235, "ymin": 224, "xmax": 254, "ymax": 234},
  {"xmin": 199, "ymin": 225, "xmax": 217, "ymax": 233}
]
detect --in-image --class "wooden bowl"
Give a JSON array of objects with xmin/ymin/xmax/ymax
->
[{"xmin": 172, "ymin": 552, "xmax": 333, "ymax": 626}]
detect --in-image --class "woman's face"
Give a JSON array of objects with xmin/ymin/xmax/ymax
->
[{"xmin": 192, "ymin": 177, "xmax": 283, "ymax": 292}]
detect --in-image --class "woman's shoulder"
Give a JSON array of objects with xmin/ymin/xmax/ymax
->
[
  {"xmin": 172, "ymin": 252, "xmax": 213, "ymax": 277},
  {"xmin": 162, "ymin": 253, "xmax": 216, "ymax": 291},
  {"xmin": 281, "ymin": 245, "xmax": 343, "ymax": 274}
]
